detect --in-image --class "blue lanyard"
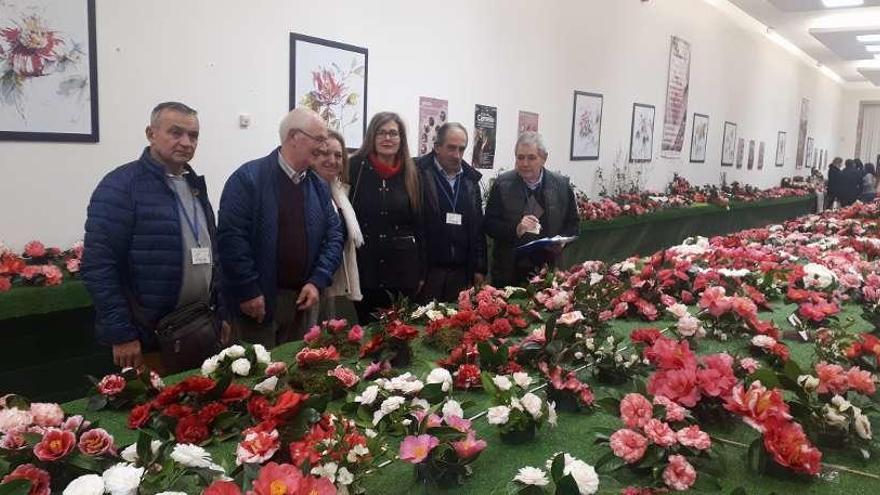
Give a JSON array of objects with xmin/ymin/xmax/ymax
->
[
  {"xmin": 172, "ymin": 186, "xmax": 201, "ymax": 247},
  {"xmin": 433, "ymin": 168, "xmax": 461, "ymax": 213}
]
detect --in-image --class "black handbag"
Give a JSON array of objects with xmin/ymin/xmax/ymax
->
[{"xmin": 154, "ymin": 301, "xmax": 220, "ymax": 374}]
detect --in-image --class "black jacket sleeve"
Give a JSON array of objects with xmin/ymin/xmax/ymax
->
[
  {"xmin": 484, "ymin": 181, "xmax": 519, "ymax": 242},
  {"xmin": 469, "ymin": 180, "xmax": 488, "ymax": 276}
]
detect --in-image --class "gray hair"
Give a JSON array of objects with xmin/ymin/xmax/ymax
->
[
  {"xmin": 150, "ymin": 102, "xmax": 197, "ymax": 126},
  {"xmin": 434, "ymin": 122, "xmax": 469, "ymax": 147},
  {"xmin": 515, "ymin": 131, "xmax": 548, "ymax": 159},
  {"xmin": 278, "ymin": 107, "xmax": 321, "ymax": 143}
]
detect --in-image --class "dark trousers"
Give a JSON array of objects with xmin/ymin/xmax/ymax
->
[
  {"xmin": 421, "ymin": 266, "xmax": 469, "ymax": 303},
  {"xmin": 355, "ymin": 288, "xmax": 416, "ymax": 324}
]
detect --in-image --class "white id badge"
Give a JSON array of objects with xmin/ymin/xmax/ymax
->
[
  {"xmin": 191, "ymin": 247, "xmax": 212, "ymax": 265},
  {"xmin": 446, "ymin": 213, "xmax": 463, "ymax": 225}
]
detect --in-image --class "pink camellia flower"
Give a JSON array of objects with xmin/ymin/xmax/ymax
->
[
  {"xmin": 647, "ymin": 367, "xmax": 700, "ymax": 408},
  {"xmin": 0, "ymin": 407, "xmax": 33, "ymax": 433},
  {"xmin": 644, "ymin": 419, "xmax": 677, "ymax": 447},
  {"xmin": 399, "ymin": 434, "xmax": 439, "ymax": 464},
  {"xmin": 363, "ymin": 360, "xmax": 390, "ymax": 380},
  {"xmin": 0, "ymin": 426, "xmax": 27, "ymax": 450},
  {"xmin": 236, "ymin": 426, "xmax": 280, "ymax": 465},
  {"xmin": 452, "ymin": 430, "xmax": 486, "ymax": 460},
  {"xmin": 609, "ymin": 429, "xmax": 649, "ymax": 464},
  {"xmin": 0, "ymin": 277, "xmax": 11, "ymax": 292},
  {"xmin": 444, "ymin": 415, "xmax": 472, "ymax": 433},
  {"xmin": 61, "ymin": 415, "xmax": 89, "ymax": 432},
  {"xmin": 303, "ymin": 325, "xmax": 321, "ymax": 343},
  {"xmin": 698, "ymin": 286, "xmax": 732, "ymax": 317},
  {"xmin": 738, "ymin": 357, "xmax": 761, "ymax": 374},
  {"xmin": 33, "ymin": 427, "xmax": 75, "ymax": 461},
  {"xmin": 41, "ymin": 265, "xmax": 63, "ymax": 286},
  {"xmin": 845, "ymin": 366, "xmax": 875, "ymax": 395},
  {"xmin": 424, "ymin": 414, "xmax": 443, "ymax": 429},
  {"xmin": 327, "ymin": 365, "xmax": 359, "ymax": 388},
  {"xmin": 65, "ymin": 258, "xmax": 80, "ymax": 273},
  {"xmin": 557, "ymin": 310, "xmax": 585, "ymax": 327},
  {"xmin": 77, "ymin": 428, "xmax": 115, "ymax": 456},
  {"xmin": 620, "ymin": 393, "xmax": 653, "ymax": 429},
  {"xmin": 30, "ymin": 403, "xmax": 64, "ymax": 427},
  {"xmin": 97, "ymin": 374, "xmax": 126, "ymax": 396},
  {"xmin": 697, "ymin": 353, "xmax": 737, "ymax": 398},
  {"xmin": 24, "ymin": 241, "xmax": 46, "ymax": 258},
  {"xmin": 347, "ymin": 324, "xmax": 364, "ymax": 342},
  {"xmin": 815, "ymin": 362, "xmax": 848, "ymax": 395},
  {"xmin": 653, "ymin": 395, "xmax": 687, "ymax": 422},
  {"xmin": 2, "ymin": 463, "xmax": 50, "ymax": 495},
  {"xmin": 265, "ymin": 361, "xmax": 288, "ymax": 377},
  {"xmin": 327, "ymin": 318, "xmax": 348, "ymax": 333},
  {"xmin": 662, "ymin": 454, "xmax": 697, "ymax": 491},
  {"xmin": 676, "ymin": 425, "xmax": 712, "ymax": 450}
]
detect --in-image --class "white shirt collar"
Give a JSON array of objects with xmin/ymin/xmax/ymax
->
[
  {"xmin": 524, "ymin": 169, "xmax": 544, "ymax": 190},
  {"xmin": 278, "ymin": 152, "xmax": 306, "ymax": 184}
]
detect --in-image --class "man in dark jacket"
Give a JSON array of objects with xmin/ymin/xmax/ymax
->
[
  {"xmin": 82, "ymin": 102, "xmax": 227, "ymax": 370},
  {"xmin": 218, "ymin": 108, "xmax": 343, "ymax": 348},
  {"xmin": 416, "ymin": 123, "xmax": 487, "ymax": 302},
  {"xmin": 826, "ymin": 157, "xmax": 842, "ymax": 209},
  {"xmin": 837, "ymin": 159, "xmax": 864, "ymax": 207},
  {"xmin": 485, "ymin": 132, "xmax": 579, "ymax": 287}
]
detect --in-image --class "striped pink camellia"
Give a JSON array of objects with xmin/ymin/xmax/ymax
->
[
  {"xmin": 77, "ymin": 428, "xmax": 115, "ymax": 456},
  {"xmin": 399, "ymin": 434, "xmax": 439, "ymax": 464}
]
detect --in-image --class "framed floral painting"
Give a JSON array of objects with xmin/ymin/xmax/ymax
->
[
  {"xmin": 290, "ymin": 33, "xmax": 368, "ymax": 150},
  {"xmin": 629, "ymin": 103, "xmax": 655, "ymax": 163},
  {"xmin": 0, "ymin": 0, "xmax": 99, "ymax": 142},
  {"xmin": 569, "ymin": 91, "xmax": 603, "ymax": 161}
]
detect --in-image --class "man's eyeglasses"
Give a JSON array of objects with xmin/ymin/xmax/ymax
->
[
  {"xmin": 294, "ymin": 129, "xmax": 328, "ymax": 144},
  {"xmin": 376, "ymin": 130, "xmax": 400, "ymax": 139}
]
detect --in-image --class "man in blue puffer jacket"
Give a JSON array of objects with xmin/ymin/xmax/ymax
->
[
  {"xmin": 218, "ymin": 107, "xmax": 343, "ymax": 348},
  {"xmin": 82, "ymin": 102, "xmax": 228, "ymax": 370}
]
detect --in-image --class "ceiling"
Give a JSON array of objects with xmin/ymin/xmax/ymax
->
[{"xmin": 729, "ymin": 0, "xmax": 880, "ymax": 86}]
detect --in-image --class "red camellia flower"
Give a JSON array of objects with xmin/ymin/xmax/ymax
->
[
  {"xmin": 97, "ymin": 374, "xmax": 126, "ymax": 396},
  {"xmin": 23, "ymin": 241, "xmax": 46, "ymax": 258},
  {"xmin": 454, "ymin": 363, "xmax": 481, "ymax": 390},
  {"xmin": 630, "ymin": 327, "xmax": 662, "ymax": 345},
  {"xmin": 199, "ymin": 401, "xmax": 228, "ymax": 424},
  {"xmin": 2, "ymin": 463, "xmax": 50, "ymax": 495},
  {"xmin": 248, "ymin": 396, "xmax": 271, "ymax": 422},
  {"xmin": 179, "ymin": 376, "xmax": 217, "ymax": 395},
  {"xmin": 162, "ymin": 404, "xmax": 194, "ymax": 419},
  {"xmin": 387, "ymin": 320, "xmax": 419, "ymax": 341},
  {"xmin": 203, "ymin": 480, "xmax": 243, "ymax": 495},
  {"xmin": 154, "ymin": 385, "xmax": 183, "ymax": 407},
  {"xmin": 175, "ymin": 414, "xmax": 209, "ymax": 444},
  {"xmin": 647, "ymin": 367, "xmax": 700, "ymax": 408},
  {"xmin": 762, "ymin": 419, "xmax": 822, "ymax": 475},
  {"xmin": 77, "ymin": 428, "xmax": 115, "ymax": 456},
  {"xmin": 723, "ymin": 382, "xmax": 791, "ymax": 432},
  {"xmin": 0, "ymin": 277, "xmax": 10, "ymax": 292},
  {"xmin": 127, "ymin": 403, "xmax": 152, "ymax": 429},
  {"xmin": 251, "ymin": 462, "xmax": 303, "ymax": 495},
  {"xmin": 221, "ymin": 383, "xmax": 252, "ymax": 404},
  {"xmin": 266, "ymin": 391, "xmax": 308, "ymax": 421},
  {"xmin": 33, "ymin": 428, "xmax": 75, "ymax": 461}
]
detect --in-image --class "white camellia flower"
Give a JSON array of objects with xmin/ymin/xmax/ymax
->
[
  {"xmin": 119, "ymin": 440, "xmax": 162, "ymax": 463},
  {"xmin": 425, "ymin": 368, "xmax": 453, "ymax": 392},
  {"xmin": 223, "ymin": 345, "xmax": 246, "ymax": 359},
  {"xmin": 231, "ymin": 358, "xmax": 252, "ymax": 376},
  {"xmin": 797, "ymin": 375, "xmax": 820, "ymax": 391},
  {"xmin": 355, "ymin": 385, "xmax": 379, "ymax": 405},
  {"xmin": 442, "ymin": 399, "xmax": 464, "ymax": 419},
  {"xmin": 410, "ymin": 398, "xmax": 430, "ymax": 411},
  {"xmin": 487, "ymin": 405, "xmax": 511, "ymax": 425},
  {"xmin": 521, "ymin": 393, "xmax": 543, "ymax": 419},
  {"xmin": 512, "ymin": 372, "xmax": 532, "ymax": 388},
  {"xmin": 547, "ymin": 401, "xmax": 558, "ymax": 427},
  {"xmin": 802, "ymin": 263, "xmax": 836, "ymax": 290},
  {"xmin": 750, "ymin": 335, "xmax": 777, "ymax": 349},
  {"xmin": 200, "ymin": 355, "xmax": 220, "ymax": 376},
  {"xmin": 102, "ymin": 463, "xmax": 144, "ymax": 495},
  {"xmin": 311, "ymin": 462, "xmax": 338, "ymax": 482},
  {"xmin": 253, "ymin": 376, "xmax": 278, "ymax": 394},
  {"xmin": 854, "ymin": 411, "xmax": 873, "ymax": 440},
  {"xmin": 589, "ymin": 272, "xmax": 604, "ymax": 286},
  {"xmin": 252, "ymin": 344, "xmax": 272, "ymax": 365},
  {"xmin": 63, "ymin": 474, "xmax": 105, "ymax": 495},
  {"xmin": 831, "ymin": 395, "xmax": 853, "ymax": 412},
  {"xmin": 666, "ymin": 303, "xmax": 689, "ymax": 319},
  {"xmin": 380, "ymin": 396, "xmax": 405, "ymax": 415},
  {"xmin": 823, "ymin": 404, "xmax": 849, "ymax": 428},
  {"xmin": 170, "ymin": 443, "xmax": 214, "ymax": 469},
  {"xmin": 492, "ymin": 375, "xmax": 513, "ymax": 391},
  {"xmin": 336, "ymin": 466, "xmax": 354, "ymax": 485},
  {"xmin": 347, "ymin": 443, "xmax": 370, "ymax": 463},
  {"xmin": 565, "ymin": 458, "xmax": 600, "ymax": 495},
  {"xmin": 514, "ymin": 466, "xmax": 550, "ymax": 486}
]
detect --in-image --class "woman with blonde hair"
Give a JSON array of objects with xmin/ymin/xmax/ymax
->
[
  {"xmin": 348, "ymin": 112, "xmax": 425, "ymax": 323},
  {"xmin": 312, "ymin": 130, "xmax": 363, "ymax": 321}
]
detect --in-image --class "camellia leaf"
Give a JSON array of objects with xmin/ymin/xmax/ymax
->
[
  {"xmin": 555, "ymin": 474, "xmax": 581, "ymax": 495},
  {"xmin": 0, "ymin": 479, "xmax": 31, "ymax": 495},
  {"xmin": 550, "ymin": 452, "xmax": 566, "ymax": 482},
  {"xmin": 748, "ymin": 368, "xmax": 780, "ymax": 389}
]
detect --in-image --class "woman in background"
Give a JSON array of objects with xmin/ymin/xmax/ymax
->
[
  {"xmin": 862, "ymin": 162, "xmax": 877, "ymax": 203},
  {"xmin": 312, "ymin": 130, "xmax": 363, "ymax": 322},
  {"xmin": 348, "ymin": 112, "xmax": 425, "ymax": 324}
]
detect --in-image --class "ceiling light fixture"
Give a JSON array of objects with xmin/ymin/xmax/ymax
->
[
  {"xmin": 857, "ymin": 34, "xmax": 880, "ymax": 42},
  {"xmin": 821, "ymin": 0, "xmax": 864, "ymax": 7}
]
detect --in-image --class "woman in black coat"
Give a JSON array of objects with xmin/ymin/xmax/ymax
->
[{"xmin": 349, "ymin": 112, "xmax": 426, "ymax": 323}]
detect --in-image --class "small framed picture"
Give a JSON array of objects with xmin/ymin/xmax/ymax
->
[
  {"xmin": 570, "ymin": 91, "xmax": 603, "ymax": 160},
  {"xmin": 629, "ymin": 103, "xmax": 655, "ymax": 163},
  {"xmin": 775, "ymin": 131, "xmax": 786, "ymax": 167},
  {"xmin": 689, "ymin": 113, "xmax": 709, "ymax": 163},
  {"xmin": 721, "ymin": 121, "xmax": 737, "ymax": 167}
]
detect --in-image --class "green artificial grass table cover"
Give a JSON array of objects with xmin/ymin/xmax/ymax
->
[{"xmin": 61, "ymin": 300, "xmax": 879, "ymax": 495}]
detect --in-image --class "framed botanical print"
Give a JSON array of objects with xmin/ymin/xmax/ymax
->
[
  {"xmin": 629, "ymin": 103, "xmax": 655, "ymax": 163},
  {"xmin": 570, "ymin": 91, "xmax": 603, "ymax": 160}
]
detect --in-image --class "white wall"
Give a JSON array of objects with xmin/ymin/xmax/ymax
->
[
  {"xmin": 840, "ymin": 88, "xmax": 880, "ymax": 160},
  {"xmin": 0, "ymin": 0, "xmax": 844, "ymax": 249}
]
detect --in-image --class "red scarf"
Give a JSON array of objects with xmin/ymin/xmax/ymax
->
[{"xmin": 370, "ymin": 153, "xmax": 402, "ymax": 179}]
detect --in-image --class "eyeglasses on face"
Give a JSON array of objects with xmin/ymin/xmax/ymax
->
[
  {"xmin": 376, "ymin": 130, "xmax": 400, "ymax": 139},
  {"xmin": 294, "ymin": 129, "xmax": 328, "ymax": 144}
]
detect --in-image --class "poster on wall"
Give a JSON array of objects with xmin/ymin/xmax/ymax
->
[
  {"xmin": 290, "ymin": 32, "xmax": 367, "ymax": 150},
  {"xmin": 747, "ymin": 140, "xmax": 755, "ymax": 170},
  {"xmin": 795, "ymin": 98, "xmax": 810, "ymax": 169},
  {"xmin": 570, "ymin": 91, "xmax": 603, "ymax": 161},
  {"xmin": 721, "ymin": 121, "xmax": 736, "ymax": 166},
  {"xmin": 758, "ymin": 141, "xmax": 765, "ymax": 170},
  {"xmin": 0, "ymin": 0, "xmax": 99, "ymax": 142},
  {"xmin": 689, "ymin": 113, "xmax": 708, "ymax": 163},
  {"xmin": 630, "ymin": 103, "xmax": 655, "ymax": 163},
  {"xmin": 661, "ymin": 36, "xmax": 691, "ymax": 159},
  {"xmin": 417, "ymin": 97, "xmax": 448, "ymax": 155},
  {"xmin": 518, "ymin": 111, "xmax": 539, "ymax": 134},
  {"xmin": 805, "ymin": 137, "xmax": 814, "ymax": 171},
  {"xmin": 775, "ymin": 131, "xmax": 786, "ymax": 167},
  {"xmin": 735, "ymin": 138, "xmax": 744, "ymax": 169},
  {"xmin": 472, "ymin": 104, "xmax": 497, "ymax": 169}
]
